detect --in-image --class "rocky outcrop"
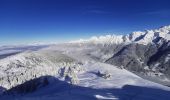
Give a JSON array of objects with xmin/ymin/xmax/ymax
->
[
  {"xmin": 106, "ymin": 38, "xmax": 170, "ymax": 82},
  {"xmin": 106, "ymin": 43, "xmax": 157, "ymax": 72},
  {"xmin": 147, "ymin": 40, "xmax": 170, "ymax": 78}
]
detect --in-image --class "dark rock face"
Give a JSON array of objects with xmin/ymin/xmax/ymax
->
[
  {"xmin": 106, "ymin": 43, "xmax": 157, "ymax": 72},
  {"xmin": 106, "ymin": 39, "xmax": 170, "ymax": 79},
  {"xmin": 147, "ymin": 41, "xmax": 170, "ymax": 77}
]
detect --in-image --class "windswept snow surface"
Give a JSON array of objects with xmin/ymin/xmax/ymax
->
[{"xmin": 0, "ymin": 44, "xmax": 168, "ymax": 100}]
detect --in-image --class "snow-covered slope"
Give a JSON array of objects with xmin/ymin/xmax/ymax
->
[
  {"xmin": 69, "ymin": 25, "xmax": 170, "ymax": 86},
  {"xmin": 0, "ymin": 44, "xmax": 170, "ymax": 100},
  {"xmin": 70, "ymin": 25, "xmax": 170, "ymax": 45},
  {"xmin": 70, "ymin": 35, "xmax": 126, "ymax": 44},
  {"xmin": 0, "ymin": 50, "xmax": 83, "ymax": 91}
]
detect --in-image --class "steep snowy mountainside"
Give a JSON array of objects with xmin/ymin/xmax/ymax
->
[
  {"xmin": 100, "ymin": 26, "xmax": 170, "ymax": 85},
  {"xmin": 132, "ymin": 25, "xmax": 170, "ymax": 44},
  {"xmin": 70, "ymin": 25, "xmax": 170, "ymax": 45},
  {"xmin": 70, "ymin": 35, "xmax": 126, "ymax": 44},
  {"xmin": 45, "ymin": 43, "xmax": 170, "ymax": 86},
  {"xmin": 106, "ymin": 37, "xmax": 170, "ymax": 84},
  {"xmin": 69, "ymin": 25, "xmax": 170, "ymax": 86}
]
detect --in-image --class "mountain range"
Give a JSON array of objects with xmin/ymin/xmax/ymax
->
[{"xmin": 0, "ymin": 25, "xmax": 170, "ymax": 100}]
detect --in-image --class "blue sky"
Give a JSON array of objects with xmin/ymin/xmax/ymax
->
[{"xmin": 0, "ymin": 0, "xmax": 170, "ymax": 45}]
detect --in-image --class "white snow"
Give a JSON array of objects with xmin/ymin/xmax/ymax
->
[
  {"xmin": 70, "ymin": 25, "xmax": 170, "ymax": 45},
  {"xmin": 70, "ymin": 35, "xmax": 125, "ymax": 44},
  {"xmin": 6, "ymin": 44, "xmax": 168, "ymax": 100}
]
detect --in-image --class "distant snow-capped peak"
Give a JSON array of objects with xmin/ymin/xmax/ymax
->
[
  {"xmin": 70, "ymin": 35, "xmax": 127, "ymax": 44},
  {"xmin": 130, "ymin": 25, "xmax": 170, "ymax": 44},
  {"xmin": 70, "ymin": 25, "xmax": 170, "ymax": 45}
]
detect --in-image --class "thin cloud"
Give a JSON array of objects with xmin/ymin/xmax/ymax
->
[
  {"xmin": 83, "ymin": 9, "xmax": 112, "ymax": 15},
  {"xmin": 142, "ymin": 10, "xmax": 170, "ymax": 17},
  {"xmin": 88, "ymin": 10, "xmax": 110, "ymax": 14}
]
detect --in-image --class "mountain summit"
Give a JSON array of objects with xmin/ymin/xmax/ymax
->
[{"xmin": 71, "ymin": 25, "xmax": 170, "ymax": 45}]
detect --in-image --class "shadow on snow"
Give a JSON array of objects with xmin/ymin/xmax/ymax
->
[{"xmin": 0, "ymin": 75, "xmax": 170, "ymax": 100}]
